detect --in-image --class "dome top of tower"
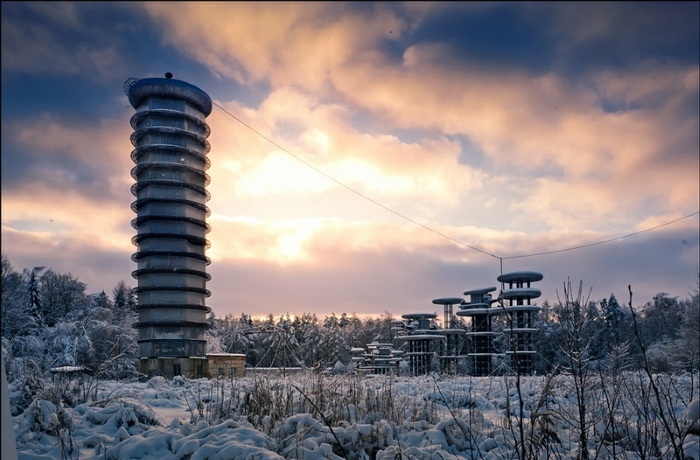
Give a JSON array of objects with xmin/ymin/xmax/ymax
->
[
  {"xmin": 432, "ymin": 297, "xmax": 464, "ymax": 305},
  {"xmin": 496, "ymin": 271, "xmax": 543, "ymax": 283},
  {"xmin": 126, "ymin": 75, "xmax": 212, "ymax": 116}
]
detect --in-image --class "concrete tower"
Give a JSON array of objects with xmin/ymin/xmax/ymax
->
[
  {"xmin": 458, "ymin": 271, "xmax": 543, "ymax": 376},
  {"xmin": 432, "ymin": 297, "xmax": 467, "ymax": 374},
  {"xmin": 458, "ymin": 286, "xmax": 498, "ymax": 376},
  {"xmin": 497, "ymin": 271, "xmax": 542, "ymax": 375},
  {"xmin": 394, "ymin": 313, "xmax": 445, "ymax": 376},
  {"xmin": 125, "ymin": 74, "xmax": 212, "ymax": 378}
]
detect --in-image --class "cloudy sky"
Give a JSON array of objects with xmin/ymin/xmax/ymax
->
[{"xmin": 2, "ymin": 2, "xmax": 698, "ymax": 320}]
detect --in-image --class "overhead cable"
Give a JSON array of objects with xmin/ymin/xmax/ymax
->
[{"xmin": 212, "ymin": 101, "xmax": 699, "ymax": 262}]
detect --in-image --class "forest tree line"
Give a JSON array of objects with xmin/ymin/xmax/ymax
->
[{"xmin": 2, "ymin": 254, "xmax": 699, "ymax": 387}]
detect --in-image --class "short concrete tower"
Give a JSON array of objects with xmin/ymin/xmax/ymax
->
[{"xmin": 497, "ymin": 271, "xmax": 542, "ymax": 375}]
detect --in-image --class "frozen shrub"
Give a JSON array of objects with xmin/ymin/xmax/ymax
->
[
  {"xmin": 333, "ymin": 360, "xmax": 350, "ymax": 374},
  {"xmin": 19, "ymin": 399, "xmax": 60, "ymax": 435},
  {"xmin": 8, "ymin": 359, "xmax": 46, "ymax": 415}
]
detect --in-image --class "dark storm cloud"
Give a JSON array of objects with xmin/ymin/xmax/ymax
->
[
  {"xmin": 407, "ymin": 3, "xmax": 555, "ymax": 74},
  {"xmin": 544, "ymin": 3, "xmax": 700, "ymax": 70},
  {"xmin": 2, "ymin": 2, "xmax": 196, "ymax": 72},
  {"xmin": 0, "ymin": 2, "xmax": 204, "ymax": 112},
  {"xmin": 0, "ymin": 1, "xmax": 209, "ymax": 204},
  {"xmin": 405, "ymin": 3, "xmax": 699, "ymax": 76},
  {"xmin": 0, "ymin": 112, "xmax": 132, "ymax": 204}
]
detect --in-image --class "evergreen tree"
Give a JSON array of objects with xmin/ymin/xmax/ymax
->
[
  {"xmin": 319, "ymin": 314, "xmax": 349, "ymax": 367},
  {"xmin": 293, "ymin": 313, "xmax": 322, "ymax": 367},
  {"xmin": 112, "ymin": 280, "xmax": 136, "ymax": 322},
  {"xmin": 22, "ymin": 266, "xmax": 45, "ymax": 335},
  {"xmin": 601, "ymin": 294, "xmax": 624, "ymax": 345},
  {"xmin": 93, "ymin": 290, "xmax": 112, "ymax": 310}
]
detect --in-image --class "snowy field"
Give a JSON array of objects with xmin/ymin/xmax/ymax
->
[{"xmin": 11, "ymin": 371, "xmax": 700, "ymax": 460}]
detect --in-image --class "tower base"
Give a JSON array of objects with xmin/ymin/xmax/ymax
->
[
  {"xmin": 139, "ymin": 357, "xmax": 207, "ymax": 379},
  {"xmin": 139, "ymin": 354, "xmax": 247, "ymax": 380}
]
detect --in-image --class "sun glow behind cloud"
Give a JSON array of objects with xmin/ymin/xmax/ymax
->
[{"xmin": 235, "ymin": 152, "xmax": 334, "ymax": 197}]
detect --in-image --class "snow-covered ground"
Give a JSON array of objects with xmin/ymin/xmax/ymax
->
[{"xmin": 11, "ymin": 371, "xmax": 700, "ymax": 460}]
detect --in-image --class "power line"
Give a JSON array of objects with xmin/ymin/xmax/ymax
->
[
  {"xmin": 212, "ymin": 101, "xmax": 500, "ymax": 259},
  {"xmin": 502, "ymin": 211, "xmax": 699, "ymax": 260},
  {"xmin": 212, "ymin": 101, "xmax": 699, "ymax": 262}
]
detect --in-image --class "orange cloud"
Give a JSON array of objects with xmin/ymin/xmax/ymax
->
[
  {"xmin": 142, "ymin": 3, "xmax": 698, "ymax": 236},
  {"xmin": 144, "ymin": 3, "xmax": 406, "ymax": 90}
]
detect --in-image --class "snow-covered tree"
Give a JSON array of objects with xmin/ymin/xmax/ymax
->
[
  {"xmin": 644, "ymin": 281, "xmax": 700, "ymax": 373},
  {"xmin": 640, "ymin": 293, "xmax": 684, "ymax": 345},
  {"xmin": 1, "ymin": 254, "xmax": 27, "ymax": 338},
  {"xmin": 22, "ymin": 266, "xmax": 45, "ymax": 334},
  {"xmin": 533, "ymin": 299, "xmax": 558, "ymax": 374},
  {"xmin": 112, "ymin": 280, "xmax": 136, "ymax": 314},
  {"xmin": 319, "ymin": 314, "xmax": 350, "ymax": 368},
  {"xmin": 292, "ymin": 313, "xmax": 322, "ymax": 367},
  {"xmin": 553, "ymin": 279, "xmax": 597, "ymax": 460},
  {"xmin": 217, "ymin": 314, "xmax": 255, "ymax": 356},
  {"xmin": 40, "ymin": 270, "xmax": 88, "ymax": 327},
  {"xmin": 674, "ymin": 284, "xmax": 700, "ymax": 372}
]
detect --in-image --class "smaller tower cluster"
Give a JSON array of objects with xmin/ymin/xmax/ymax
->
[
  {"xmin": 350, "ymin": 270, "xmax": 544, "ymax": 377},
  {"xmin": 350, "ymin": 342, "xmax": 402, "ymax": 375}
]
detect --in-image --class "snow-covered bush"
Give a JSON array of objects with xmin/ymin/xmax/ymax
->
[
  {"xmin": 147, "ymin": 376, "xmax": 168, "ymax": 389},
  {"xmin": 10, "ymin": 371, "xmax": 699, "ymax": 460},
  {"xmin": 8, "ymin": 358, "xmax": 46, "ymax": 416}
]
